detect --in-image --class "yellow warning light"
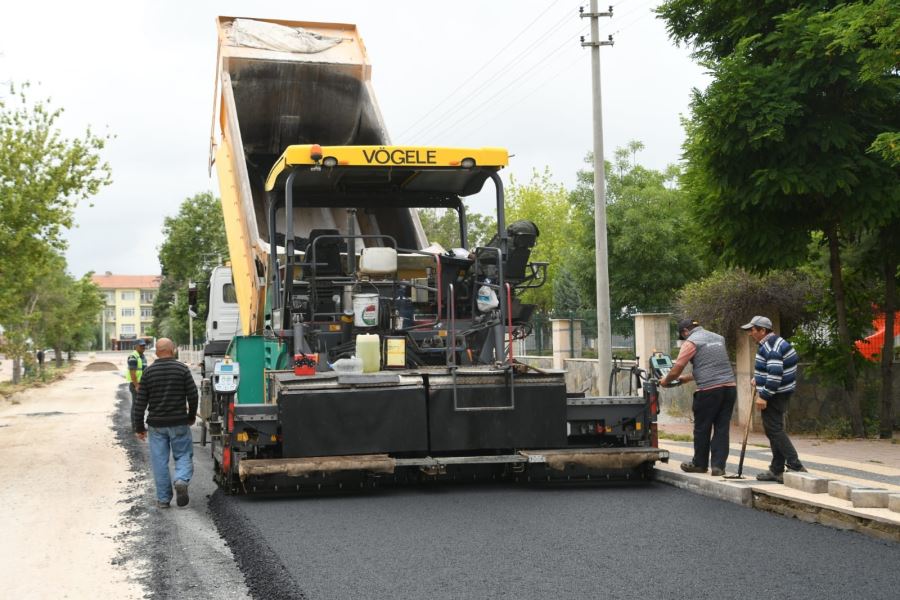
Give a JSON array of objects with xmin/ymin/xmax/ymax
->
[
  {"xmin": 437, "ymin": 330, "xmax": 448, "ymax": 337},
  {"xmin": 328, "ymin": 324, "xmax": 342, "ymax": 332},
  {"xmin": 636, "ymin": 422, "xmax": 642, "ymax": 430},
  {"xmin": 235, "ymin": 432, "xmax": 249, "ymax": 443},
  {"xmin": 270, "ymin": 434, "xmax": 278, "ymax": 442}
]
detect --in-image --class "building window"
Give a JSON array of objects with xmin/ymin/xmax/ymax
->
[
  {"xmin": 121, "ymin": 291, "xmax": 135, "ymax": 301},
  {"xmin": 121, "ymin": 324, "xmax": 135, "ymax": 334},
  {"xmin": 141, "ymin": 291, "xmax": 155, "ymax": 303},
  {"xmin": 141, "ymin": 307, "xmax": 153, "ymax": 319},
  {"xmin": 105, "ymin": 308, "xmax": 116, "ymax": 320},
  {"xmin": 121, "ymin": 308, "xmax": 135, "ymax": 317},
  {"xmin": 104, "ymin": 291, "xmax": 115, "ymax": 304}
]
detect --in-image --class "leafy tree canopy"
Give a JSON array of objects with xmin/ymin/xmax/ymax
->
[
  {"xmin": 677, "ymin": 267, "xmax": 821, "ymax": 354},
  {"xmin": 659, "ymin": 0, "xmax": 899, "ymax": 269},
  {"xmin": 152, "ymin": 192, "xmax": 228, "ymax": 343},
  {"xmin": 418, "ymin": 203, "xmax": 496, "ymax": 250},
  {"xmin": 505, "ymin": 168, "xmax": 572, "ymax": 311},
  {"xmin": 568, "ymin": 143, "xmax": 711, "ymax": 332},
  {"xmin": 0, "ymin": 82, "xmax": 111, "ymax": 377}
]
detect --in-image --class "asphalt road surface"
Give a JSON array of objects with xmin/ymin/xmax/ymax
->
[
  {"xmin": 211, "ymin": 478, "xmax": 900, "ymax": 600},
  {"xmin": 121, "ymin": 371, "xmax": 900, "ymax": 600}
]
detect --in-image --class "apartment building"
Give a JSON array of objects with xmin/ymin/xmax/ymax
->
[{"xmin": 91, "ymin": 273, "xmax": 161, "ymax": 350}]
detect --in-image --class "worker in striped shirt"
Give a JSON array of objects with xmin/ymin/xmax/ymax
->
[{"xmin": 742, "ymin": 315, "xmax": 806, "ymax": 482}]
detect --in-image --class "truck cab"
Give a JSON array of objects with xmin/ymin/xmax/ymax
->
[{"xmin": 202, "ymin": 265, "xmax": 241, "ymax": 377}]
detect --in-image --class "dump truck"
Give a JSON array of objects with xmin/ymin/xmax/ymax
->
[{"xmin": 201, "ymin": 16, "xmax": 668, "ymax": 493}]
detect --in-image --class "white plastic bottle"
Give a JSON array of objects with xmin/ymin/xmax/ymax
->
[{"xmin": 355, "ymin": 333, "xmax": 381, "ymax": 373}]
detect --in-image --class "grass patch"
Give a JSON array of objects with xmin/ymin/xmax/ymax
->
[
  {"xmin": 0, "ymin": 363, "xmax": 74, "ymax": 400},
  {"xmin": 658, "ymin": 431, "xmax": 693, "ymax": 442}
]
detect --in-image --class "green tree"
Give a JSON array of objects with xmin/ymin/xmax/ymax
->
[
  {"xmin": 504, "ymin": 169, "xmax": 572, "ymax": 311},
  {"xmin": 418, "ymin": 204, "xmax": 495, "ymax": 249},
  {"xmin": 153, "ymin": 192, "xmax": 228, "ymax": 344},
  {"xmin": 32, "ymin": 265, "xmax": 104, "ymax": 366},
  {"xmin": 568, "ymin": 145, "xmax": 710, "ymax": 334},
  {"xmin": 0, "ymin": 82, "xmax": 111, "ymax": 381},
  {"xmin": 677, "ymin": 268, "xmax": 822, "ymax": 353},
  {"xmin": 657, "ymin": 0, "xmax": 900, "ymax": 436}
]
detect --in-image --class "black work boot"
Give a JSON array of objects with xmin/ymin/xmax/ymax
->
[
  {"xmin": 680, "ymin": 462, "xmax": 707, "ymax": 473},
  {"xmin": 756, "ymin": 470, "xmax": 784, "ymax": 483},
  {"xmin": 174, "ymin": 480, "xmax": 190, "ymax": 507}
]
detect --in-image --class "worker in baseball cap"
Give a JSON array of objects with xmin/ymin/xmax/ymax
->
[{"xmin": 742, "ymin": 315, "xmax": 806, "ymax": 482}]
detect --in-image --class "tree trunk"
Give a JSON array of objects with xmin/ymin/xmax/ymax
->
[
  {"xmin": 879, "ymin": 239, "xmax": 896, "ymax": 439},
  {"xmin": 825, "ymin": 224, "xmax": 865, "ymax": 437},
  {"xmin": 55, "ymin": 346, "xmax": 63, "ymax": 368},
  {"xmin": 12, "ymin": 356, "xmax": 21, "ymax": 384}
]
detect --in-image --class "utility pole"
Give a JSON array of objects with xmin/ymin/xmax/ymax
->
[{"xmin": 581, "ymin": 2, "xmax": 614, "ymax": 394}]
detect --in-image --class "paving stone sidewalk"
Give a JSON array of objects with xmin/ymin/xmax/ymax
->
[{"xmin": 655, "ymin": 421, "xmax": 900, "ymax": 541}]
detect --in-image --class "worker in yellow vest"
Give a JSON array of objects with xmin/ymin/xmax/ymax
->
[{"xmin": 128, "ymin": 339, "xmax": 148, "ymax": 407}]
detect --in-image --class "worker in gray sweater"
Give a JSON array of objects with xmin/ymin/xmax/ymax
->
[
  {"xmin": 133, "ymin": 338, "xmax": 198, "ymax": 508},
  {"xmin": 659, "ymin": 319, "xmax": 737, "ymax": 476}
]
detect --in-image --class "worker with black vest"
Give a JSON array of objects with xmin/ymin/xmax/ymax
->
[
  {"xmin": 127, "ymin": 339, "xmax": 148, "ymax": 408},
  {"xmin": 659, "ymin": 318, "xmax": 737, "ymax": 476}
]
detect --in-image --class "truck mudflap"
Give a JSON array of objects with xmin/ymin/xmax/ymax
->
[{"xmin": 236, "ymin": 448, "xmax": 669, "ymax": 483}]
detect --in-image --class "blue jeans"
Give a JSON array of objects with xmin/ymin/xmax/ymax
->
[{"xmin": 148, "ymin": 425, "xmax": 194, "ymax": 503}]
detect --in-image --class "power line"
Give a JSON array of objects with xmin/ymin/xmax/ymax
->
[
  {"xmin": 405, "ymin": 7, "xmax": 579, "ymax": 141},
  {"xmin": 425, "ymin": 26, "xmax": 589, "ymax": 142},
  {"xmin": 395, "ymin": 0, "xmax": 564, "ymax": 140},
  {"xmin": 400, "ymin": 2, "xmax": 582, "ymax": 141},
  {"xmin": 411, "ymin": 1, "xmax": 653, "ymax": 142},
  {"xmin": 449, "ymin": 51, "xmax": 591, "ymax": 143},
  {"xmin": 411, "ymin": 19, "xmax": 588, "ymax": 141}
]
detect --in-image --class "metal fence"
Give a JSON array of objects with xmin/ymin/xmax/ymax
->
[
  {"xmin": 518, "ymin": 310, "xmax": 634, "ymax": 358},
  {"xmin": 177, "ymin": 345, "xmax": 204, "ymax": 367}
]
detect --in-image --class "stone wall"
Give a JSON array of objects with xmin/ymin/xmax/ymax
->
[{"xmin": 787, "ymin": 363, "xmax": 900, "ymax": 432}]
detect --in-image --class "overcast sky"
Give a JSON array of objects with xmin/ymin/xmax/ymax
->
[{"xmin": 0, "ymin": 0, "xmax": 707, "ymax": 277}]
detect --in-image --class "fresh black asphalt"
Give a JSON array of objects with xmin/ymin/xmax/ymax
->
[
  {"xmin": 214, "ymin": 479, "xmax": 900, "ymax": 600},
  {"xmin": 118, "ymin": 374, "xmax": 900, "ymax": 600}
]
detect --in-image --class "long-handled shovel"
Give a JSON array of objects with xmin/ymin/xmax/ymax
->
[{"xmin": 724, "ymin": 386, "xmax": 755, "ymax": 480}]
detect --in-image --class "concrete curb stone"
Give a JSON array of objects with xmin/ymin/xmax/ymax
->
[
  {"xmin": 851, "ymin": 488, "xmax": 890, "ymax": 509},
  {"xmin": 784, "ymin": 472, "xmax": 830, "ymax": 494},
  {"xmin": 828, "ymin": 480, "xmax": 868, "ymax": 501},
  {"xmin": 887, "ymin": 494, "xmax": 900, "ymax": 513}
]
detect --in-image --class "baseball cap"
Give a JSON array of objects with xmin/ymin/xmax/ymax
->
[
  {"xmin": 740, "ymin": 315, "xmax": 773, "ymax": 330},
  {"xmin": 676, "ymin": 318, "xmax": 699, "ymax": 340},
  {"xmin": 135, "ymin": 339, "xmax": 147, "ymax": 346}
]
